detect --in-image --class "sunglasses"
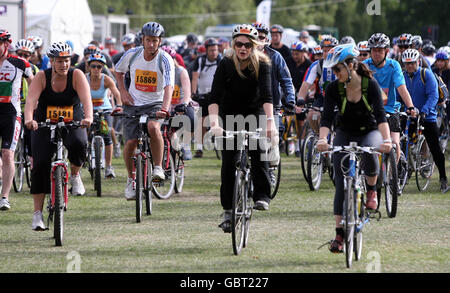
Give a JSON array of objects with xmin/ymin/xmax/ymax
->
[
  {"xmin": 360, "ymin": 53, "xmax": 369, "ymax": 57},
  {"xmin": 90, "ymin": 64, "xmax": 103, "ymax": 70},
  {"xmin": 398, "ymin": 45, "xmax": 409, "ymax": 49},
  {"xmin": 331, "ymin": 65, "xmax": 342, "ymax": 73},
  {"xmin": 235, "ymin": 41, "xmax": 253, "ymax": 49},
  {"xmin": 17, "ymin": 52, "xmax": 31, "ymax": 58},
  {"xmin": 258, "ymin": 36, "xmax": 266, "ymax": 41}
]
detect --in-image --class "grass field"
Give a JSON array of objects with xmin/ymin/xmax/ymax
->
[{"xmin": 0, "ymin": 149, "xmax": 449, "ymax": 273}]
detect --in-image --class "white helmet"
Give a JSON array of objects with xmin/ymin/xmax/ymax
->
[
  {"xmin": 232, "ymin": 24, "xmax": 258, "ymax": 40},
  {"xmin": 15, "ymin": 39, "xmax": 35, "ymax": 53},
  {"xmin": 402, "ymin": 48, "xmax": 420, "ymax": 63},
  {"xmin": 27, "ymin": 35, "xmax": 43, "ymax": 49},
  {"xmin": 357, "ymin": 41, "xmax": 370, "ymax": 52},
  {"xmin": 47, "ymin": 42, "xmax": 73, "ymax": 58}
]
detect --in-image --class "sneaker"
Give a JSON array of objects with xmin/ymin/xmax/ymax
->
[
  {"xmin": 125, "ymin": 177, "xmax": 135, "ymax": 200},
  {"xmin": 182, "ymin": 148, "xmax": 192, "ymax": 161},
  {"xmin": 254, "ymin": 200, "xmax": 269, "ymax": 211},
  {"xmin": 366, "ymin": 190, "xmax": 378, "ymax": 210},
  {"xmin": 329, "ymin": 234, "xmax": 344, "ymax": 253},
  {"xmin": 0, "ymin": 197, "xmax": 10, "ymax": 211},
  {"xmin": 218, "ymin": 210, "xmax": 232, "ymax": 233},
  {"xmin": 70, "ymin": 174, "xmax": 86, "ymax": 196},
  {"xmin": 32, "ymin": 210, "xmax": 46, "ymax": 231},
  {"xmin": 440, "ymin": 178, "xmax": 450, "ymax": 193},
  {"xmin": 194, "ymin": 150, "xmax": 203, "ymax": 158},
  {"xmin": 152, "ymin": 166, "xmax": 165, "ymax": 181},
  {"xmin": 105, "ymin": 166, "xmax": 116, "ymax": 179},
  {"xmin": 113, "ymin": 143, "xmax": 121, "ymax": 158}
]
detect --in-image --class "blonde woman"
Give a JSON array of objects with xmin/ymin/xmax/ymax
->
[{"xmin": 208, "ymin": 24, "xmax": 276, "ymax": 232}]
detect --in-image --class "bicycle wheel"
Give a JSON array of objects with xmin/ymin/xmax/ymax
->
[
  {"xmin": 243, "ymin": 179, "xmax": 253, "ymax": 248},
  {"xmin": 415, "ymin": 137, "xmax": 434, "ymax": 191},
  {"xmin": 354, "ymin": 190, "xmax": 365, "ymax": 261},
  {"xmin": 285, "ymin": 117, "xmax": 297, "ymax": 156},
  {"xmin": 94, "ymin": 137, "xmax": 103, "ymax": 197},
  {"xmin": 344, "ymin": 177, "xmax": 355, "ymax": 268},
  {"xmin": 232, "ymin": 169, "xmax": 247, "ymax": 255},
  {"xmin": 144, "ymin": 157, "xmax": 152, "ymax": 216},
  {"xmin": 301, "ymin": 132, "xmax": 315, "ymax": 182},
  {"xmin": 135, "ymin": 155, "xmax": 144, "ymax": 223},
  {"xmin": 397, "ymin": 150, "xmax": 408, "ymax": 195},
  {"xmin": 174, "ymin": 151, "xmax": 185, "ymax": 194},
  {"xmin": 53, "ymin": 166, "xmax": 65, "ymax": 246},
  {"xmin": 384, "ymin": 150, "xmax": 398, "ymax": 218},
  {"xmin": 306, "ymin": 137, "xmax": 323, "ymax": 191},
  {"xmin": 13, "ymin": 139, "xmax": 25, "ymax": 193},
  {"xmin": 268, "ymin": 159, "xmax": 281, "ymax": 199},
  {"xmin": 152, "ymin": 150, "xmax": 175, "ymax": 199}
]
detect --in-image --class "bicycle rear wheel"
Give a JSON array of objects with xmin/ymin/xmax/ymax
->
[
  {"xmin": 344, "ymin": 178, "xmax": 355, "ymax": 268},
  {"xmin": 232, "ymin": 169, "xmax": 247, "ymax": 255},
  {"xmin": 53, "ymin": 166, "xmax": 65, "ymax": 246},
  {"xmin": 94, "ymin": 137, "xmax": 103, "ymax": 197},
  {"xmin": 384, "ymin": 150, "xmax": 398, "ymax": 218},
  {"xmin": 306, "ymin": 137, "xmax": 323, "ymax": 191},
  {"xmin": 174, "ymin": 151, "xmax": 185, "ymax": 193},
  {"xmin": 135, "ymin": 155, "xmax": 144, "ymax": 223},
  {"xmin": 415, "ymin": 137, "xmax": 434, "ymax": 191},
  {"xmin": 268, "ymin": 159, "xmax": 281, "ymax": 199},
  {"xmin": 13, "ymin": 139, "xmax": 25, "ymax": 192},
  {"xmin": 144, "ymin": 159, "xmax": 152, "ymax": 216},
  {"xmin": 152, "ymin": 150, "xmax": 175, "ymax": 199}
]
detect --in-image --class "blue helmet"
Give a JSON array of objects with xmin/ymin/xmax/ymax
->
[
  {"xmin": 87, "ymin": 53, "xmax": 106, "ymax": 65},
  {"xmin": 323, "ymin": 44, "xmax": 360, "ymax": 68},
  {"xmin": 290, "ymin": 41, "xmax": 308, "ymax": 52},
  {"xmin": 436, "ymin": 50, "xmax": 449, "ymax": 61}
]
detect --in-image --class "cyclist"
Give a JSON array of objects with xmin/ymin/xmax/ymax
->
[
  {"xmin": 105, "ymin": 37, "xmax": 119, "ymax": 57},
  {"xmin": 208, "ymin": 24, "xmax": 276, "ymax": 231},
  {"xmin": 115, "ymin": 22, "xmax": 174, "ymax": 200},
  {"xmin": 402, "ymin": 49, "xmax": 450, "ymax": 192},
  {"xmin": 422, "ymin": 43, "xmax": 436, "ymax": 67},
  {"xmin": 340, "ymin": 36, "xmax": 356, "ymax": 45},
  {"xmin": 356, "ymin": 41, "xmax": 370, "ymax": 62},
  {"xmin": 269, "ymin": 24, "xmax": 292, "ymax": 61},
  {"xmin": 310, "ymin": 45, "xmax": 323, "ymax": 62},
  {"xmin": 113, "ymin": 33, "xmax": 136, "ymax": 66},
  {"xmin": 363, "ymin": 33, "xmax": 417, "ymax": 162},
  {"xmin": 316, "ymin": 44, "xmax": 392, "ymax": 253},
  {"xmin": 27, "ymin": 35, "xmax": 51, "ymax": 70},
  {"xmin": 396, "ymin": 33, "xmax": 430, "ymax": 70},
  {"xmin": 24, "ymin": 42, "xmax": 93, "ymax": 229},
  {"xmin": 65, "ymin": 40, "xmax": 80, "ymax": 68},
  {"xmin": 191, "ymin": 38, "xmax": 221, "ymax": 158},
  {"xmin": 218, "ymin": 37, "xmax": 231, "ymax": 55},
  {"xmin": 86, "ymin": 53, "xmax": 123, "ymax": 178},
  {"xmin": 0, "ymin": 30, "xmax": 34, "ymax": 211},
  {"xmin": 161, "ymin": 45, "xmax": 194, "ymax": 160},
  {"xmin": 433, "ymin": 50, "xmax": 450, "ymax": 89}
]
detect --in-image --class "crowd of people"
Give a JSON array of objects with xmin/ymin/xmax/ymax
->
[{"xmin": 0, "ymin": 21, "xmax": 449, "ymax": 254}]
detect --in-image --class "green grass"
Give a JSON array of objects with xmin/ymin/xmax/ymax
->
[{"xmin": 0, "ymin": 150, "xmax": 449, "ymax": 273}]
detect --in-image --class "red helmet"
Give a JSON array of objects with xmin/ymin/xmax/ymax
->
[{"xmin": 0, "ymin": 29, "xmax": 12, "ymax": 43}]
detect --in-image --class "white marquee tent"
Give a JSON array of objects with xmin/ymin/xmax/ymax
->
[{"xmin": 26, "ymin": 0, "xmax": 94, "ymax": 55}]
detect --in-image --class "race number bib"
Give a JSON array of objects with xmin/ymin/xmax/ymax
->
[
  {"xmin": 0, "ymin": 82, "xmax": 13, "ymax": 103},
  {"xmin": 171, "ymin": 85, "xmax": 181, "ymax": 105},
  {"xmin": 92, "ymin": 98, "xmax": 104, "ymax": 107},
  {"xmin": 135, "ymin": 70, "xmax": 157, "ymax": 92},
  {"xmin": 47, "ymin": 105, "xmax": 74, "ymax": 122}
]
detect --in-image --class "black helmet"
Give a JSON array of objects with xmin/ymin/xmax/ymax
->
[
  {"xmin": 340, "ymin": 36, "xmax": 355, "ymax": 45},
  {"xmin": 84, "ymin": 44, "xmax": 100, "ymax": 56},
  {"xmin": 270, "ymin": 24, "xmax": 284, "ymax": 34},
  {"xmin": 422, "ymin": 43, "xmax": 435, "ymax": 55},
  {"xmin": 397, "ymin": 33, "xmax": 412, "ymax": 46},
  {"xmin": 204, "ymin": 38, "xmax": 218, "ymax": 47},
  {"xmin": 186, "ymin": 33, "xmax": 198, "ymax": 44},
  {"xmin": 320, "ymin": 36, "xmax": 338, "ymax": 47},
  {"xmin": 142, "ymin": 22, "xmax": 165, "ymax": 38}
]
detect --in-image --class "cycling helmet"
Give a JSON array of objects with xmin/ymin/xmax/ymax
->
[
  {"xmin": 0, "ymin": 29, "xmax": 12, "ymax": 43},
  {"xmin": 270, "ymin": 24, "xmax": 284, "ymax": 34},
  {"xmin": 121, "ymin": 33, "xmax": 136, "ymax": 46},
  {"xmin": 422, "ymin": 43, "xmax": 435, "ymax": 55},
  {"xmin": 161, "ymin": 45, "xmax": 176, "ymax": 58},
  {"xmin": 439, "ymin": 46, "xmax": 450, "ymax": 55},
  {"xmin": 411, "ymin": 35, "xmax": 423, "ymax": 49},
  {"xmin": 368, "ymin": 33, "xmax": 390, "ymax": 49},
  {"xmin": 186, "ymin": 33, "xmax": 198, "ymax": 44},
  {"xmin": 47, "ymin": 42, "xmax": 73, "ymax": 58},
  {"xmin": 232, "ymin": 24, "xmax": 258, "ymax": 40},
  {"xmin": 204, "ymin": 38, "xmax": 219, "ymax": 47},
  {"xmin": 87, "ymin": 53, "xmax": 106, "ymax": 65},
  {"xmin": 135, "ymin": 31, "xmax": 143, "ymax": 46},
  {"xmin": 357, "ymin": 41, "xmax": 370, "ymax": 52},
  {"xmin": 340, "ymin": 36, "xmax": 356, "ymax": 45},
  {"xmin": 435, "ymin": 50, "xmax": 449, "ymax": 61},
  {"xmin": 26, "ymin": 35, "xmax": 43, "ymax": 48},
  {"xmin": 311, "ymin": 45, "xmax": 323, "ymax": 55},
  {"xmin": 105, "ymin": 37, "xmax": 116, "ymax": 45},
  {"xmin": 252, "ymin": 22, "xmax": 269, "ymax": 35},
  {"xmin": 142, "ymin": 22, "xmax": 165, "ymax": 38},
  {"xmin": 290, "ymin": 41, "xmax": 308, "ymax": 52},
  {"xmin": 320, "ymin": 36, "xmax": 338, "ymax": 47},
  {"xmin": 323, "ymin": 44, "xmax": 360, "ymax": 68},
  {"xmin": 84, "ymin": 44, "xmax": 100, "ymax": 56},
  {"xmin": 15, "ymin": 39, "xmax": 35, "ymax": 53},
  {"xmin": 397, "ymin": 33, "xmax": 412, "ymax": 46},
  {"xmin": 402, "ymin": 49, "xmax": 420, "ymax": 63}
]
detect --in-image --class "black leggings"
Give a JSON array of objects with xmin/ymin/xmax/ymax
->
[
  {"xmin": 30, "ymin": 127, "xmax": 87, "ymax": 194},
  {"xmin": 422, "ymin": 121, "xmax": 447, "ymax": 181}
]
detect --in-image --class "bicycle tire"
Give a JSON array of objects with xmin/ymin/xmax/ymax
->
[
  {"xmin": 135, "ymin": 155, "xmax": 144, "ymax": 223},
  {"xmin": 144, "ymin": 158, "xmax": 152, "ymax": 216},
  {"xmin": 25, "ymin": 156, "xmax": 31, "ymax": 188},
  {"xmin": 174, "ymin": 151, "xmax": 185, "ymax": 194},
  {"xmin": 232, "ymin": 169, "xmax": 246, "ymax": 255},
  {"xmin": 301, "ymin": 132, "xmax": 315, "ymax": 182},
  {"xmin": 415, "ymin": 137, "xmax": 434, "ymax": 191},
  {"xmin": 306, "ymin": 137, "xmax": 323, "ymax": 191},
  {"xmin": 94, "ymin": 137, "xmax": 103, "ymax": 197},
  {"xmin": 152, "ymin": 150, "xmax": 175, "ymax": 200},
  {"xmin": 384, "ymin": 150, "xmax": 398, "ymax": 218},
  {"xmin": 285, "ymin": 117, "xmax": 297, "ymax": 156},
  {"xmin": 344, "ymin": 177, "xmax": 355, "ymax": 268},
  {"xmin": 268, "ymin": 159, "xmax": 281, "ymax": 199},
  {"xmin": 354, "ymin": 190, "xmax": 365, "ymax": 261},
  {"xmin": 13, "ymin": 141, "xmax": 25, "ymax": 193},
  {"xmin": 243, "ymin": 178, "xmax": 253, "ymax": 248},
  {"xmin": 53, "ymin": 166, "xmax": 65, "ymax": 246},
  {"xmin": 397, "ymin": 150, "xmax": 408, "ymax": 194}
]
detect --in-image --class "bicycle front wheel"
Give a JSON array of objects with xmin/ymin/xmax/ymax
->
[
  {"xmin": 135, "ymin": 155, "xmax": 144, "ymax": 223},
  {"xmin": 307, "ymin": 138, "xmax": 323, "ymax": 191},
  {"xmin": 174, "ymin": 151, "xmax": 185, "ymax": 194},
  {"xmin": 232, "ymin": 169, "xmax": 247, "ymax": 255},
  {"xmin": 301, "ymin": 132, "xmax": 315, "ymax": 182},
  {"xmin": 344, "ymin": 178, "xmax": 355, "ymax": 268},
  {"xmin": 53, "ymin": 166, "xmax": 66, "ymax": 246},
  {"xmin": 94, "ymin": 137, "xmax": 103, "ymax": 197},
  {"xmin": 152, "ymin": 151, "xmax": 175, "ymax": 199},
  {"xmin": 384, "ymin": 150, "xmax": 398, "ymax": 218},
  {"xmin": 415, "ymin": 137, "xmax": 434, "ymax": 191},
  {"xmin": 354, "ymin": 191, "xmax": 365, "ymax": 261},
  {"xmin": 13, "ymin": 140, "xmax": 25, "ymax": 193},
  {"xmin": 144, "ymin": 159, "xmax": 152, "ymax": 216}
]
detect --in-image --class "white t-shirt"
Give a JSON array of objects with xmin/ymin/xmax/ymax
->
[
  {"xmin": 194, "ymin": 56, "xmax": 219, "ymax": 95},
  {"xmin": 116, "ymin": 47, "xmax": 175, "ymax": 106}
]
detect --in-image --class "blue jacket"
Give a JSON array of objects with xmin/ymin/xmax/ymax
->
[
  {"xmin": 264, "ymin": 46, "xmax": 295, "ymax": 108},
  {"xmin": 403, "ymin": 67, "xmax": 439, "ymax": 122}
]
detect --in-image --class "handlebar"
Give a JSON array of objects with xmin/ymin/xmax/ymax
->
[
  {"xmin": 37, "ymin": 119, "xmax": 82, "ymax": 129},
  {"xmin": 323, "ymin": 143, "xmax": 380, "ymax": 156}
]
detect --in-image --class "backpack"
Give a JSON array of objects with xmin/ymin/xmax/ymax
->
[
  {"xmin": 199, "ymin": 54, "xmax": 222, "ymax": 73},
  {"xmin": 337, "ymin": 76, "xmax": 372, "ymax": 115},
  {"xmin": 419, "ymin": 68, "xmax": 449, "ymax": 104}
]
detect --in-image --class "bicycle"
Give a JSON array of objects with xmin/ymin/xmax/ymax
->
[
  {"xmin": 436, "ymin": 104, "xmax": 448, "ymax": 154},
  {"xmin": 13, "ymin": 124, "xmax": 32, "ymax": 192},
  {"xmin": 323, "ymin": 143, "xmax": 381, "ymax": 268},
  {"xmin": 281, "ymin": 113, "xmax": 298, "ymax": 156},
  {"xmin": 38, "ymin": 117, "xmax": 82, "ymax": 246},
  {"xmin": 216, "ymin": 129, "xmax": 264, "ymax": 255}
]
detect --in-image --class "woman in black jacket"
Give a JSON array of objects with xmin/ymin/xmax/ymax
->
[{"xmin": 208, "ymin": 24, "xmax": 277, "ymax": 232}]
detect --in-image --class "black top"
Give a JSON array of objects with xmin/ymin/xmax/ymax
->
[
  {"xmin": 433, "ymin": 67, "xmax": 450, "ymax": 90},
  {"xmin": 286, "ymin": 57, "xmax": 312, "ymax": 92},
  {"xmin": 209, "ymin": 57, "xmax": 272, "ymax": 117},
  {"xmin": 35, "ymin": 68, "xmax": 84, "ymax": 122},
  {"xmin": 269, "ymin": 44, "xmax": 292, "ymax": 61},
  {"xmin": 321, "ymin": 78, "xmax": 387, "ymax": 136}
]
